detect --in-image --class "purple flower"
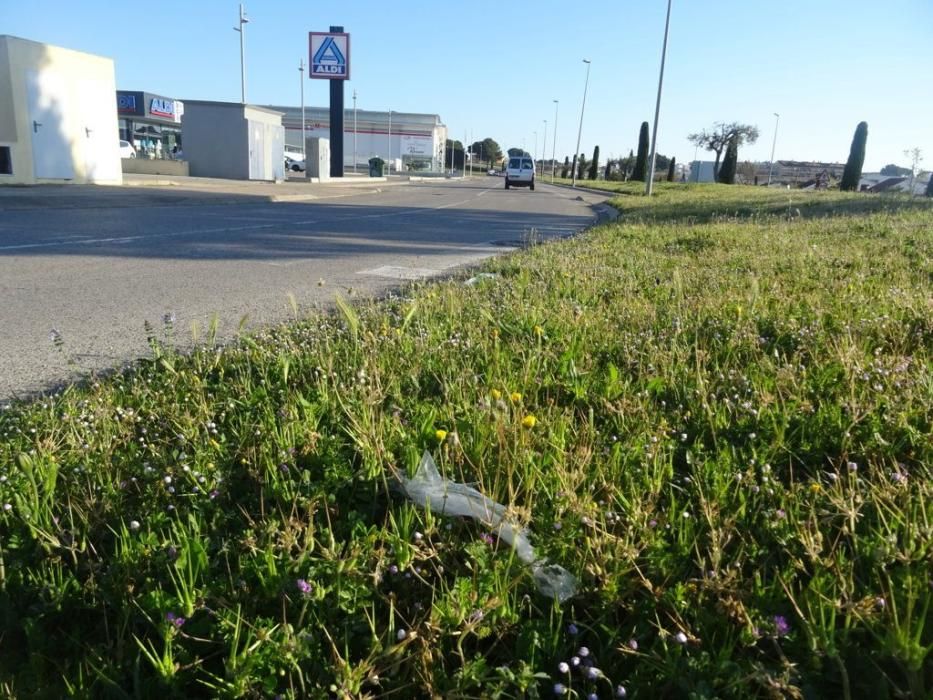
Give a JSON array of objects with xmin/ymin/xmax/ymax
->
[
  {"xmin": 616, "ymin": 686, "xmax": 628, "ymax": 698},
  {"xmin": 773, "ymin": 615, "xmax": 790, "ymax": 637},
  {"xmin": 296, "ymin": 578, "xmax": 312, "ymax": 595},
  {"xmin": 588, "ymin": 694, "xmax": 599, "ymax": 700},
  {"xmin": 468, "ymin": 609, "xmax": 484, "ymax": 623},
  {"xmin": 481, "ymin": 532, "xmax": 495, "ymax": 546},
  {"xmin": 209, "ymin": 489, "xmax": 220, "ymax": 500},
  {"xmin": 627, "ymin": 638, "xmax": 638, "ymax": 651},
  {"xmin": 553, "ymin": 683, "xmax": 567, "ymax": 696},
  {"xmin": 586, "ymin": 666, "xmax": 601, "ymax": 680},
  {"xmin": 567, "ymin": 622, "xmax": 579, "ymax": 635},
  {"xmin": 577, "ymin": 646, "xmax": 590, "ymax": 657},
  {"xmin": 570, "ymin": 656, "xmax": 581, "ymax": 668},
  {"xmin": 558, "ymin": 661, "xmax": 570, "ymax": 674},
  {"xmin": 165, "ymin": 612, "xmax": 185, "ymax": 628}
]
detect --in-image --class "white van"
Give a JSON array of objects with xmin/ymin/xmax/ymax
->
[{"xmin": 505, "ymin": 155, "xmax": 535, "ymax": 190}]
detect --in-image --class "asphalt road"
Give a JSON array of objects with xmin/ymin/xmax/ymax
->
[{"xmin": 0, "ymin": 178, "xmax": 609, "ymax": 399}]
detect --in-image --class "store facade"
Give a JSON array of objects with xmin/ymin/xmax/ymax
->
[{"xmin": 116, "ymin": 90, "xmax": 184, "ymax": 158}]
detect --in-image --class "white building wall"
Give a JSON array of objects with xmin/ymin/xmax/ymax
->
[{"xmin": 0, "ymin": 35, "xmax": 121, "ymax": 185}]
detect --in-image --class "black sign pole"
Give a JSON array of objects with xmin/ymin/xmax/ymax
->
[{"xmin": 328, "ymin": 25, "xmax": 345, "ymax": 178}]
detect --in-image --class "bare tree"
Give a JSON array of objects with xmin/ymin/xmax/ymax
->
[
  {"xmin": 687, "ymin": 122, "xmax": 760, "ymax": 178},
  {"xmin": 904, "ymin": 147, "xmax": 923, "ymax": 195}
]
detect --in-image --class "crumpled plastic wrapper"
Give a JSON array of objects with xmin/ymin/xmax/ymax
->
[{"xmin": 398, "ymin": 451, "xmax": 577, "ymax": 602}]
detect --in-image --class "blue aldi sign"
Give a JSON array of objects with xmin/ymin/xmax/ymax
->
[{"xmin": 309, "ymin": 32, "xmax": 350, "ymax": 80}]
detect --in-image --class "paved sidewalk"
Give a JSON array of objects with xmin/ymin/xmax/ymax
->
[{"xmin": 0, "ymin": 173, "xmax": 405, "ymax": 210}]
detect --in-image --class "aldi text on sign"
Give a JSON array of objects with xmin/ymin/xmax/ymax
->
[{"xmin": 309, "ymin": 32, "xmax": 350, "ymax": 80}]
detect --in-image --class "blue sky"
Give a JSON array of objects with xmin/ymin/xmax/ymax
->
[{"xmin": 4, "ymin": 0, "xmax": 931, "ymax": 171}]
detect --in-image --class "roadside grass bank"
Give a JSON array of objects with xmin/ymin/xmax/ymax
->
[{"xmin": 1, "ymin": 187, "xmax": 931, "ymax": 698}]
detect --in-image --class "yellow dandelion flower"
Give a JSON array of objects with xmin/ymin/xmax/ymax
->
[
  {"xmin": 809, "ymin": 482, "xmax": 821, "ymax": 494},
  {"xmin": 521, "ymin": 415, "xmax": 537, "ymax": 429},
  {"xmin": 533, "ymin": 325, "xmax": 544, "ymax": 336},
  {"xmin": 510, "ymin": 392, "xmax": 522, "ymax": 403},
  {"xmin": 490, "ymin": 389, "xmax": 502, "ymax": 400},
  {"xmin": 435, "ymin": 429, "xmax": 448, "ymax": 442}
]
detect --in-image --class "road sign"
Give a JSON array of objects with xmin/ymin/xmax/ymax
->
[{"xmin": 309, "ymin": 32, "xmax": 350, "ymax": 80}]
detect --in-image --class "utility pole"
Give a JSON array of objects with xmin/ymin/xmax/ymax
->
[
  {"xmin": 767, "ymin": 113, "xmax": 780, "ymax": 185},
  {"xmin": 353, "ymin": 90, "xmax": 358, "ymax": 174},
  {"xmin": 299, "ymin": 58, "xmax": 305, "ymax": 156},
  {"xmin": 233, "ymin": 4, "xmax": 249, "ymax": 103},
  {"xmin": 572, "ymin": 59, "xmax": 591, "ymax": 188},
  {"xmin": 645, "ymin": 0, "xmax": 672, "ymax": 196},
  {"xmin": 542, "ymin": 119, "xmax": 548, "ymax": 177},
  {"xmin": 552, "ymin": 99, "xmax": 558, "ymax": 182}
]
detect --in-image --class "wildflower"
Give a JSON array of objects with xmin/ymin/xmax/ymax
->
[
  {"xmin": 875, "ymin": 597, "xmax": 886, "ymax": 610},
  {"xmin": 396, "ymin": 629, "xmax": 407, "ymax": 641},
  {"xmin": 534, "ymin": 325, "xmax": 544, "ymax": 336},
  {"xmin": 674, "ymin": 631, "xmax": 688, "ymax": 645},
  {"xmin": 553, "ymin": 683, "xmax": 567, "ymax": 696},
  {"xmin": 165, "ymin": 612, "xmax": 185, "ymax": 628},
  {"xmin": 3, "ymin": 503, "xmax": 12, "ymax": 512},
  {"xmin": 570, "ymin": 655, "xmax": 581, "ymax": 667},
  {"xmin": 847, "ymin": 461, "xmax": 858, "ymax": 472},
  {"xmin": 209, "ymin": 489, "xmax": 220, "ymax": 499},
  {"xmin": 577, "ymin": 646, "xmax": 590, "ymax": 657},
  {"xmin": 510, "ymin": 392, "xmax": 522, "ymax": 403},
  {"xmin": 388, "ymin": 564, "xmax": 399, "ymax": 575},
  {"xmin": 627, "ymin": 638, "xmax": 638, "ymax": 651},
  {"xmin": 163, "ymin": 475, "xmax": 172, "ymax": 484},
  {"xmin": 296, "ymin": 579, "xmax": 312, "ymax": 595},
  {"xmin": 435, "ymin": 429, "xmax": 448, "ymax": 442},
  {"xmin": 809, "ymin": 483, "xmax": 821, "ymax": 494},
  {"xmin": 616, "ymin": 686, "xmax": 628, "ymax": 698},
  {"xmin": 481, "ymin": 532, "xmax": 495, "ymax": 546},
  {"xmin": 586, "ymin": 666, "xmax": 601, "ymax": 680},
  {"xmin": 588, "ymin": 694, "xmax": 599, "ymax": 700},
  {"xmin": 468, "ymin": 610, "xmax": 484, "ymax": 623},
  {"xmin": 775, "ymin": 509, "xmax": 786, "ymax": 519},
  {"xmin": 490, "ymin": 389, "xmax": 502, "ymax": 400},
  {"xmin": 773, "ymin": 615, "xmax": 790, "ymax": 637},
  {"xmin": 521, "ymin": 415, "xmax": 538, "ymax": 429},
  {"xmin": 128, "ymin": 520, "xmax": 140, "ymax": 531},
  {"xmin": 567, "ymin": 623, "xmax": 579, "ymax": 635},
  {"xmin": 558, "ymin": 661, "xmax": 570, "ymax": 674}
]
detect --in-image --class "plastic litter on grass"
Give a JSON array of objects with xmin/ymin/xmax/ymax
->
[{"xmin": 398, "ymin": 451, "xmax": 577, "ymax": 602}]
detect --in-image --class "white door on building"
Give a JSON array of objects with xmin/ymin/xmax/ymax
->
[
  {"xmin": 250, "ymin": 123, "xmax": 265, "ymax": 180},
  {"xmin": 79, "ymin": 79, "xmax": 121, "ymax": 183},
  {"xmin": 26, "ymin": 70, "xmax": 75, "ymax": 180}
]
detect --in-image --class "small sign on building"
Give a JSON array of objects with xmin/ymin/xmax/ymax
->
[{"xmin": 309, "ymin": 32, "xmax": 350, "ymax": 80}]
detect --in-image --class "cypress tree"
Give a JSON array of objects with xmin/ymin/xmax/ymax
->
[
  {"xmin": 632, "ymin": 122, "xmax": 650, "ymax": 181},
  {"xmin": 718, "ymin": 137, "xmax": 738, "ymax": 184},
  {"xmin": 588, "ymin": 146, "xmax": 600, "ymax": 180},
  {"xmin": 604, "ymin": 159, "xmax": 612, "ymax": 180},
  {"xmin": 561, "ymin": 156, "xmax": 570, "ymax": 179},
  {"xmin": 926, "ymin": 173, "xmax": 933, "ymax": 197},
  {"xmin": 840, "ymin": 121, "xmax": 868, "ymax": 191},
  {"xmin": 667, "ymin": 157, "xmax": 676, "ymax": 182},
  {"xmin": 577, "ymin": 154, "xmax": 587, "ymax": 182}
]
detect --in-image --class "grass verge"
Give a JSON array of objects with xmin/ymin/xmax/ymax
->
[{"xmin": 1, "ymin": 185, "xmax": 931, "ymax": 698}]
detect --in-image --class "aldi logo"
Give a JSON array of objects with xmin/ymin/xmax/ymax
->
[{"xmin": 309, "ymin": 32, "xmax": 350, "ymax": 80}]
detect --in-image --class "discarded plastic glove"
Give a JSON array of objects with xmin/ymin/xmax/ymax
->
[{"xmin": 398, "ymin": 451, "xmax": 577, "ymax": 603}]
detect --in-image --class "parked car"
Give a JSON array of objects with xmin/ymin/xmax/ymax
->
[
  {"xmin": 487, "ymin": 168, "xmax": 496, "ymax": 176},
  {"xmin": 505, "ymin": 155, "xmax": 535, "ymax": 190},
  {"xmin": 119, "ymin": 140, "xmax": 136, "ymax": 159},
  {"xmin": 285, "ymin": 155, "xmax": 306, "ymax": 172}
]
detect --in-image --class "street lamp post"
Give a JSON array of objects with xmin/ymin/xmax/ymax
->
[
  {"xmin": 353, "ymin": 90, "xmax": 358, "ymax": 174},
  {"xmin": 233, "ymin": 4, "xmax": 249, "ymax": 103},
  {"xmin": 542, "ymin": 119, "xmax": 547, "ymax": 177},
  {"xmin": 572, "ymin": 59, "xmax": 591, "ymax": 188},
  {"xmin": 299, "ymin": 59, "xmax": 305, "ymax": 157},
  {"xmin": 551, "ymin": 99, "xmax": 559, "ymax": 183},
  {"xmin": 387, "ymin": 110, "xmax": 392, "ymax": 170},
  {"xmin": 645, "ymin": 0, "xmax": 672, "ymax": 196},
  {"xmin": 533, "ymin": 131, "xmax": 538, "ymax": 173},
  {"xmin": 767, "ymin": 112, "xmax": 780, "ymax": 186}
]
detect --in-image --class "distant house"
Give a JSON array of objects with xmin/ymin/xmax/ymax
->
[{"xmin": 859, "ymin": 172, "xmax": 931, "ymax": 195}]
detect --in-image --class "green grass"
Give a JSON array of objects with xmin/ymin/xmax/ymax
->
[{"xmin": 1, "ymin": 185, "xmax": 931, "ymax": 698}]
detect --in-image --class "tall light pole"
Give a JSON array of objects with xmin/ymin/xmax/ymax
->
[
  {"xmin": 233, "ymin": 4, "xmax": 249, "ymax": 103},
  {"xmin": 645, "ymin": 0, "xmax": 672, "ymax": 196},
  {"xmin": 767, "ymin": 112, "xmax": 780, "ymax": 186},
  {"xmin": 353, "ymin": 90, "xmax": 358, "ymax": 174},
  {"xmin": 572, "ymin": 59, "xmax": 591, "ymax": 188},
  {"xmin": 551, "ymin": 99, "xmax": 559, "ymax": 183},
  {"xmin": 533, "ymin": 131, "xmax": 538, "ymax": 173},
  {"xmin": 387, "ymin": 110, "xmax": 392, "ymax": 167},
  {"xmin": 299, "ymin": 59, "xmax": 305, "ymax": 156},
  {"xmin": 542, "ymin": 119, "xmax": 548, "ymax": 177}
]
